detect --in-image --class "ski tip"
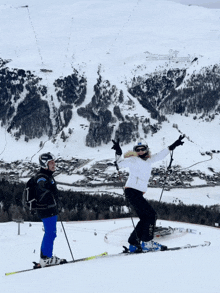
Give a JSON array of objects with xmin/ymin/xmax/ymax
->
[
  {"xmin": 33, "ymin": 262, "xmax": 41, "ymax": 269},
  {"xmin": 122, "ymin": 246, "xmax": 130, "ymax": 253},
  {"xmin": 5, "ymin": 272, "xmax": 17, "ymax": 276}
]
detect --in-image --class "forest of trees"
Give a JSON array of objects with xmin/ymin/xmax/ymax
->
[
  {"xmin": 0, "ymin": 179, "xmax": 220, "ymax": 227},
  {"xmin": 128, "ymin": 64, "xmax": 220, "ymax": 120}
]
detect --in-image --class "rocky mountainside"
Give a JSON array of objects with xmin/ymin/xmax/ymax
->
[{"xmin": 1, "ymin": 56, "xmax": 220, "ymax": 148}]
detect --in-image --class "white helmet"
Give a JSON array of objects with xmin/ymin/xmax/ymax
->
[{"xmin": 133, "ymin": 140, "xmax": 149, "ymax": 152}]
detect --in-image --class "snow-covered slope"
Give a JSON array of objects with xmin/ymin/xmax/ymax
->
[
  {"xmin": 1, "ymin": 218, "xmax": 220, "ymax": 293},
  {"xmin": 2, "ymin": 0, "xmax": 219, "ymax": 77}
]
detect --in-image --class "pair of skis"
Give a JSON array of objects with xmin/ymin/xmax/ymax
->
[{"xmin": 5, "ymin": 241, "xmax": 210, "ymax": 276}]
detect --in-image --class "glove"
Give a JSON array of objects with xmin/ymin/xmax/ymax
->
[
  {"xmin": 169, "ymin": 135, "xmax": 185, "ymax": 151},
  {"xmin": 111, "ymin": 139, "xmax": 122, "ymax": 156}
]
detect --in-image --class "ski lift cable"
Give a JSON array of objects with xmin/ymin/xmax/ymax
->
[
  {"xmin": 24, "ymin": 6, "xmax": 53, "ymax": 162},
  {"xmin": 62, "ymin": 17, "xmax": 74, "ymax": 77},
  {"xmin": 25, "ymin": 0, "xmax": 142, "ymax": 82},
  {"xmin": 25, "ymin": 6, "xmax": 45, "ymax": 69},
  {"xmin": 174, "ymin": 129, "xmax": 215, "ymax": 170},
  {"xmin": 106, "ymin": 0, "xmax": 141, "ymax": 56},
  {"xmin": 69, "ymin": 0, "xmax": 141, "ymax": 69},
  {"xmin": 0, "ymin": 128, "xmax": 8, "ymax": 158},
  {"xmin": 21, "ymin": 5, "xmax": 77, "ymax": 163},
  {"xmin": 24, "ymin": 6, "xmax": 65, "ymax": 161}
]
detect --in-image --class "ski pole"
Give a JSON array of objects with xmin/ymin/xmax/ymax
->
[
  {"xmin": 59, "ymin": 212, "xmax": 74, "ymax": 261},
  {"xmin": 159, "ymin": 150, "xmax": 174, "ymax": 202}
]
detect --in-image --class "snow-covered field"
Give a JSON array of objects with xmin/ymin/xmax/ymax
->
[
  {"xmin": 1, "ymin": 218, "xmax": 220, "ymax": 293},
  {"xmin": 101, "ymin": 185, "xmax": 220, "ymax": 207},
  {"xmin": 57, "ymin": 181, "xmax": 220, "ymax": 207}
]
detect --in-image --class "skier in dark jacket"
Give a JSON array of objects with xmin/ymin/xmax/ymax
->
[
  {"xmin": 36, "ymin": 152, "xmax": 66, "ymax": 267},
  {"xmin": 112, "ymin": 136, "xmax": 184, "ymax": 253}
]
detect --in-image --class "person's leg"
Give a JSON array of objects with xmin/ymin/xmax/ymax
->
[
  {"xmin": 128, "ymin": 215, "xmax": 156, "ymax": 244},
  {"xmin": 41, "ymin": 215, "xmax": 57, "ymax": 258},
  {"xmin": 139, "ymin": 216, "xmax": 156, "ymax": 242},
  {"xmin": 125, "ymin": 188, "xmax": 156, "ymax": 245}
]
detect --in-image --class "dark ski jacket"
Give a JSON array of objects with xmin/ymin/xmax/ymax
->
[{"xmin": 35, "ymin": 168, "xmax": 59, "ymax": 219}]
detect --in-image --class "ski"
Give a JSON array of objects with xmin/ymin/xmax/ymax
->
[
  {"xmin": 154, "ymin": 226, "xmax": 201, "ymax": 238},
  {"xmin": 165, "ymin": 241, "xmax": 211, "ymax": 251},
  {"xmin": 5, "ymin": 252, "xmax": 107, "ymax": 276},
  {"xmin": 99, "ymin": 241, "xmax": 211, "ymax": 259},
  {"xmin": 154, "ymin": 226, "xmax": 174, "ymax": 237}
]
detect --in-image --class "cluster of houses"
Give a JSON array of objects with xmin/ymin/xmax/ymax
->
[
  {"xmin": 71, "ymin": 162, "xmax": 220, "ymax": 189},
  {"xmin": 0, "ymin": 158, "xmax": 220, "ymax": 189}
]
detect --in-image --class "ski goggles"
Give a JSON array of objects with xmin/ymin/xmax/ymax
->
[{"xmin": 136, "ymin": 147, "xmax": 147, "ymax": 152}]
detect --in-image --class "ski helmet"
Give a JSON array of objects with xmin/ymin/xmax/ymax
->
[
  {"xmin": 133, "ymin": 141, "xmax": 149, "ymax": 152},
  {"xmin": 39, "ymin": 152, "xmax": 55, "ymax": 169}
]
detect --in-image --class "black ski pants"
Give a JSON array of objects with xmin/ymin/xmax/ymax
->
[{"xmin": 125, "ymin": 188, "xmax": 156, "ymax": 246}]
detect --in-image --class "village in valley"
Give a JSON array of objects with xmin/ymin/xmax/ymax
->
[{"xmin": 0, "ymin": 154, "xmax": 220, "ymax": 191}]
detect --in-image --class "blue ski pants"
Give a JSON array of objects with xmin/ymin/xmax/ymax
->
[{"xmin": 41, "ymin": 215, "xmax": 58, "ymax": 258}]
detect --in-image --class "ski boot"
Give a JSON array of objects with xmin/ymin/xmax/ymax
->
[
  {"xmin": 128, "ymin": 243, "xmax": 143, "ymax": 253},
  {"xmin": 39, "ymin": 256, "xmax": 67, "ymax": 268},
  {"xmin": 141, "ymin": 241, "xmax": 167, "ymax": 252}
]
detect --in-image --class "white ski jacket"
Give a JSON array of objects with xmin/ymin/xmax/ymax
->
[{"xmin": 117, "ymin": 148, "xmax": 170, "ymax": 193}]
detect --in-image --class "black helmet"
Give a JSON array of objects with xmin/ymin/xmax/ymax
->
[
  {"xmin": 39, "ymin": 152, "xmax": 55, "ymax": 169},
  {"xmin": 133, "ymin": 141, "xmax": 149, "ymax": 152}
]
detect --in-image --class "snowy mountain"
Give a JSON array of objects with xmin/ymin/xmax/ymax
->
[{"xmin": 0, "ymin": 0, "xmax": 220, "ymax": 171}]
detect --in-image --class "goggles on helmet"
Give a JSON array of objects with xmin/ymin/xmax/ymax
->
[
  {"xmin": 136, "ymin": 147, "xmax": 147, "ymax": 152},
  {"xmin": 134, "ymin": 144, "xmax": 148, "ymax": 152}
]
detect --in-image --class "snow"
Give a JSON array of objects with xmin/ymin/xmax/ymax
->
[
  {"xmin": 1, "ymin": 218, "xmax": 220, "ymax": 292},
  {"xmin": 168, "ymin": 0, "xmax": 220, "ymax": 9},
  {"xmin": 1, "ymin": 0, "xmax": 220, "ymax": 292}
]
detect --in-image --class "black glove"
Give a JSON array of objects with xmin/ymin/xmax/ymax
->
[
  {"xmin": 169, "ymin": 135, "xmax": 185, "ymax": 151},
  {"xmin": 111, "ymin": 139, "xmax": 122, "ymax": 156}
]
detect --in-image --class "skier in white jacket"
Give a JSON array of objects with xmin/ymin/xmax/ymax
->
[{"xmin": 111, "ymin": 136, "xmax": 184, "ymax": 253}]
